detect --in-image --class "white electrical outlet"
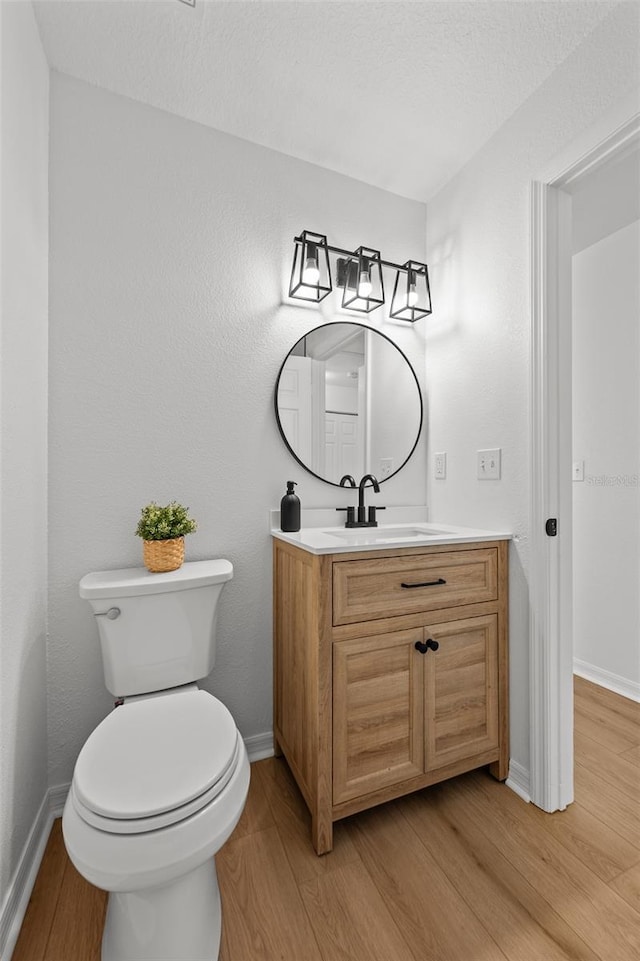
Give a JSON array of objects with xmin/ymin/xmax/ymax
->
[
  {"xmin": 434, "ymin": 452, "xmax": 447, "ymax": 479},
  {"xmin": 572, "ymin": 460, "xmax": 584, "ymax": 482},
  {"xmin": 477, "ymin": 448, "xmax": 501, "ymax": 480},
  {"xmin": 380, "ymin": 458, "xmax": 394, "ymax": 479}
]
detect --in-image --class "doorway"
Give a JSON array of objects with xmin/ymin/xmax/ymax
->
[
  {"xmin": 529, "ymin": 110, "xmax": 640, "ymax": 812},
  {"xmin": 571, "ymin": 155, "xmax": 640, "ymax": 701}
]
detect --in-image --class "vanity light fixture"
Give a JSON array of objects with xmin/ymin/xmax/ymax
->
[
  {"xmin": 288, "ymin": 230, "xmax": 432, "ymax": 321},
  {"xmin": 389, "ymin": 260, "xmax": 432, "ymax": 322},
  {"xmin": 340, "ymin": 247, "xmax": 385, "ymax": 314},
  {"xmin": 288, "ymin": 230, "xmax": 332, "ymax": 303}
]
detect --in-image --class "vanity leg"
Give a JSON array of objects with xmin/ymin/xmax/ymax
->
[
  {"xmin": 273, "ymin": 724, "xmax": 284, "ymax": 757},
  {"xmin": 311, "ymin": 811, "xmax": 333, "ymax": 856},
  {"xmin": 489, "ymin": 749, "xmax": 509, "ymax": 782}
]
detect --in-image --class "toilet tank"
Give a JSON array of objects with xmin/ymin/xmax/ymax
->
[{"xmin": 79, "ymin": 559, "xmax": 233, "ymax": 697}]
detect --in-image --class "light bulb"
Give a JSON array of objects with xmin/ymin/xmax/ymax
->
[
  {"xmin": 406, "ymin": 270, "xmax": 419, "ymax": 307},
  {"xmin": 302, "ymin": 242, "xmax": 320, "ymax": 285},
  {"xmin": 358, "ymin": 269, "xmax": 372, "ymax": 298},
  {"xmin": 302, "ymin": 257, "xmax": 320, "ymax": 285}
]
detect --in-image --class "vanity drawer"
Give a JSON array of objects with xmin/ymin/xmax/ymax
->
[{"xmin": 332, "ymin": 549, "xmax": 498, "ymax": 625}]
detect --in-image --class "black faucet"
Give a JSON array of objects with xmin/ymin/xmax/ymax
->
[
  {"xmin": 357, "ymin": 474, "xmax": 380, "ymax": 525},
  {"xmin": 336, "ymin": 473, "xmax": 385, "ymax": 528},
  {"xmin": 336, "ymin": 475, "xmax": 357, "ymax": 526}
]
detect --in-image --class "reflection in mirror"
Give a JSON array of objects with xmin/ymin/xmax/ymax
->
[{"xmin": 275, "ymin": 323, "xmax": 423, "ymax": 486}]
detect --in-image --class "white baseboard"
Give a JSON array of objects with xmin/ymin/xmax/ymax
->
[
  {"xmin": 244, "ymin": 731, "xmax": 274, "ymax": 762},
  {"xmin": 506, "ymin": 759, "xmax": 531, "ymax": 804},
  {"xmin": 0, "ymin": 791, "xmax": 54, "ymax": 961},
  {"xmin": 49, "ymin": 783, "xmax": 70, "ymax": 819},
  {"xmin": 574, "ymin": 659, "xmax": 640, "ymax": 703}
]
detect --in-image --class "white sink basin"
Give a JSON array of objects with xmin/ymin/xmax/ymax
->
[{"xmin": 324, "ymin": 526, "xmax": 456, "ymax": 544}]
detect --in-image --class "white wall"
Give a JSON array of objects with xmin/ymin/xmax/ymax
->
[
  {"xmin": 48, "ymin": 73, "xmax": 427, "ymax": 788},
  {"xmin": 0, "ymin": 0, "xmax": 49, "ymax": 934},
  {"xmin": 425, "ymin": 4, "xmax": 640, "ymax": 774},
  {"xmin": 572, "ymin": 220, "xmax": 640, "ymax": 696},
  {"xmin": 572, "ymin": 147, "xmax": 640, "ymax": 255}
]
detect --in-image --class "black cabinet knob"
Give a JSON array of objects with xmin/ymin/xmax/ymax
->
[{"xmin": 415, "ymin": 639, "xmax": 439, "ymax": 654}]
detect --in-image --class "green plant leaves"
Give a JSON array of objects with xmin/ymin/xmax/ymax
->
[{"xmin": 135, "ymin": 501, "xmax": 197, "ymax": 541}]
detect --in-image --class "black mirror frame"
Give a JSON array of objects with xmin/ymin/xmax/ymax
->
[{"xmin": 274, "ymin": 321, "xmax": 423, "ymax": 487}]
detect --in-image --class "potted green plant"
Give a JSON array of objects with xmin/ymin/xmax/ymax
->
[{"xmin": 135, "ymin": 501, "xmax": 198, "ymax": 572}]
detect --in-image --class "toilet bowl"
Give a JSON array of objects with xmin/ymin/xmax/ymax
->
[
  {"xmin": 63, "ymin": 560, "xmax": 248, "ymax": 961},
  {"xmin": 63, "ymin": 686, "xmax": 250, "ymax": 960}
]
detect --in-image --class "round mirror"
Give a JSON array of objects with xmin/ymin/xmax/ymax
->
[{"xmin": 275, "ymin": 322, "xmax": 423, "ymax": 486}]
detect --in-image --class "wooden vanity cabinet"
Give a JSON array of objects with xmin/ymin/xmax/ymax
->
[{"xmin": 273, "ymin": 538, "xmax": 509, "ymax": 855}]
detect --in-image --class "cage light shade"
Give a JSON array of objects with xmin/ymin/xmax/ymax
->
[
  {"xmin": 289, "ymin": 230, "xmax": 332, "ymax": 302},
  {"xmin": 341, "ymin": 247, "xmax": 384, "ymax": 313},
  {"xmin": 389, "ymin": 260, "xmax": 432, "ymax": 322}
]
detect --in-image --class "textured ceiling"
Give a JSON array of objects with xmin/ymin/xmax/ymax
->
[{"xmin": 34, "ymin": 0, "xmax": 618, "ymax": 201}]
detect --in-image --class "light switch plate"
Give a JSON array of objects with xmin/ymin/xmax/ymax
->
[
  {"xmin": 572, "ymin": 460, "xmax": 584, "ymax": 482},
  {"xmin": 477, "ymin": 448, "xmax": 501, "ymax": 480},
  {"xmin": 380, "ymin": 458, "xmax": 394, "ymax": 479},
  {"xmin": 434, "ymin": 452, "xmax": 447, "ymax": 479}
]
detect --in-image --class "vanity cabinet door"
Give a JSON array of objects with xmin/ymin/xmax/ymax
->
[
  {"xmin": 333, "ymin": 628, "xmax": 425, "ymax": 805},
  {"xmin": 423, "ymin": 614, "xmax": 499, "ymax": 773}
]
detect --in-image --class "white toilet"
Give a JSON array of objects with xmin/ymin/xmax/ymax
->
[{"xmin": 62, "ymin": 559, "xmax": 250, "ymax": 961}]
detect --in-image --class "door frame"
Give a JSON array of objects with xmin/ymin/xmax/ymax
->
[{"xmin": 529, "ymin": 108, "xmax": 640, "ymax": 811}]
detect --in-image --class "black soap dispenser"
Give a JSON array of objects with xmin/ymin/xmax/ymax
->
[{"xmin": 280, "ymin": 481, "xmax": 301, "ymax": 532}]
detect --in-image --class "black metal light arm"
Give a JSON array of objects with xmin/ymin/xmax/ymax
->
[{"xmin": 292, "ymin": 235, "xmax": 428, "ymax": 276}]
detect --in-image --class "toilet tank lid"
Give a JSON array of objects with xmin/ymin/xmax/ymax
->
[{"xmin": 79, "ymin": 559, "xmax": 233, "ymax": 599}]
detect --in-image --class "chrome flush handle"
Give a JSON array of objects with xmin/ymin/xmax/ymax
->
[{"xmin": 94, "ymin": 607, "xmax": 121, "ymax": 620}]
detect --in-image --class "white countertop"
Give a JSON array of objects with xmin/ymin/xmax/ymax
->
[{"xmin": 270, "ymin": 510, "xmax": 512, "ymax": 555}]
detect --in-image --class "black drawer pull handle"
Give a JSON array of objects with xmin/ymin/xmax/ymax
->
[{"xmin": 401, "ymin": 578, "xmax": 446, "ymax": 589}]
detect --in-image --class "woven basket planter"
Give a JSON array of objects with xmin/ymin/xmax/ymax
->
[{"xmin": 143, "ymin": 536, "xmax": 185, "ymax": 573}]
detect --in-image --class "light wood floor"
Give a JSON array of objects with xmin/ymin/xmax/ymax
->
[{"xmin": 13, "ymin": 677, "xmax": 640, "ymax": 961}]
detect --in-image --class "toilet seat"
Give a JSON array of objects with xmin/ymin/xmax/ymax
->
[{"xmin": 72, "ymin": 689, "xmax": 240, "ymax": 835}]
